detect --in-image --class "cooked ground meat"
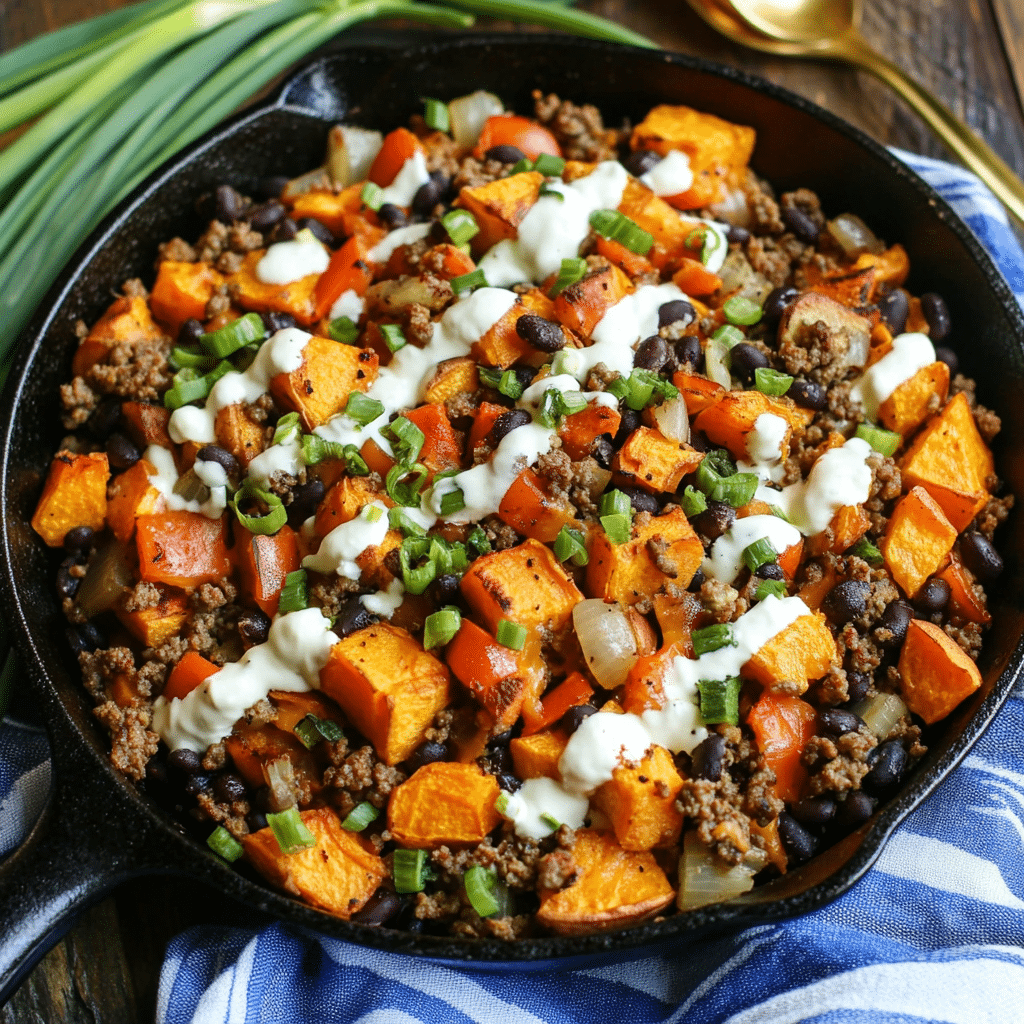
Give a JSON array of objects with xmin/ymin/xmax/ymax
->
[
  {"xmin": 740, "ymin": 170, "xmax": 785, "ymax": 235},
  {"xmin": 531, "ymin": 90, "xmax": 621, "ymax": 162},
  {"xmin": 157, "ymin": 237, "xmax": 197, "ymax": 263},
  {"xmin": 323, "ymin": 741, "xmax": 406, "ymax": 816},
  {"xmin": 535, "ymin": 447, "xmax": 573, "ymax": 498},
  {"xmin": 93, "ymin": 701, "xmax": 159, "ymax": 780}
]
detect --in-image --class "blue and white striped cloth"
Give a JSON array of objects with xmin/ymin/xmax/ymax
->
[{"xmin": 4, "ymin": 152, "xmax": 1024, "ymax": 1022}]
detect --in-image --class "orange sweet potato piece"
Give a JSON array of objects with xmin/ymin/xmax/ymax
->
[
  {"xmin": 314, "ymin": 476, "xmax": 387, "ymax": 537},
  {"xmin": 522, "ymin": 671, "xmax": 593, "ymax": 737},
  {"xmin": 228, "ymin": 250, "xmax": 320, "ymax": 325},
  {"xmin": 743, "ymin": 613, "xmax": 837, "ymax": 695},
  {"xmin": 115, "ymin": 587, "xmax": 188, "ymax": 647},
  {"xmin": 595, "ymin": 235, "xmax": 655, "ymax": 278},
  {"xmin": 270, "ymin": 337, "xmax": 379, "ymax": 431},
  {"xmin": 105, "ymin": 457, "xmax": 163, "ymax": 543},
  {"xmin": 468, "ymin": 401, "xmax": 506, "ymax": 457},
  {"xmin": 455, "ymin": 171, "xmax": 543, "ymax": 254},
  {"xmin": 806, "ymin": 264, "xmax": 875, "ymax": 309},
  {"xmin": 553, "ymin": 263, "xmax": 633, "ymax": 338},
  {"xmin": 225, "ymin": 720, "xmax": 322, "ymax": 794},
  {"xmin": 536, "ymin": 829, "xmax": 675, "ymax": 935},
  {"xmin": 120, "ymin": 402, "xmax": 172, "ymax": 450},
  {"xmin": 621, "ymin": 644, "xmax": 683, "ymax": 714},
  {"xmin": 673, "ymin": 371, "xmax": 724, "ymax": 415},
  {"xmin": 269, "ymin": 689, "xmax": 346, "ymax": 735},
  {"xmin": 446, "ymin": 618, "xmax": 530, "ymax": 733},
  {"xmin": 510, "ymin": 729, "xmax": 569, "ymax": 781},
  {"xmin": 135, "ymin": 511, "xmax": 231, "ymax": 590},
  {"xmin": 671, "ymin": 257, "xmax": 722, "ymax": 297},
  {"xmin": 234, "ymin": 522, "xmax": 300, "ymax": 617},
  {"xmin": 149, "ymin": 260, "xmax": 224, "ymax": 334},
  {"xmin": 288, "ymin": 185, "xmax": 376, "ymax": 238},
  {"xmin": 473, "ymin": 290, "xmax": 563, "ymax": 369},
  {"xmin": 612, "ymin": 426, "xmax": 703, "ymax": 494},
  {"xmin": 402, "ymin": 403, "xmax": 462, "ymax": 476},
  {"xmin": 593, "ymin": 746, "xmax": 684, "ymax": 851},
  {"xmin": 939, "ymin": 560, "xmax": 991, "ymax": 625},
  {"xmin": 587, "ymin": 507, "xmax": 703, "ymax": 607},
  {"xmin": 881, "ymin": 486, "xmax": 957, "ymax": 598},
  {"xmin": 214, "ymin": 402, "xmax": 266, "ymax": 468},
  {"xmin": 898, "ymin": 618, "xmax": 983, "ymax": 724},
  {"xmin": 693, "ymin": 391, "xmax": 804, "ymax": 462},
  {"xmin": 460, "ymin": 538, "xmax": 583, "ymax": 634},
  {"xmin": 387, "ymin": 762, "xmax": 501, "ymax": 848},
  {"xmin": 368, "ymin": 127, "xmax": 423, "ymax": 187},
  {"xmin": 863, "ymin": 244, "xmax": 910, "ymax": 291},
  {"xmin": 746, "ymin": 691, "xmax": 817, "ymax": 803},
  {"xmin": 423, "ymin": 357, "xmax": 480, "ymax": 406},
  {"xmin": 615, "ymin": 177, "xmax": 694, "ymax": 271},
  {"xmin": 243, "ymin": 807, "xmax": 386, "ymax": 918},
  {"xmin": 899, "ymin": 391, "xmax": 993, "ymax": 531},
  {"xmin": 312, "ymin": 234, "xmax": 373, "ymax": 321},
  {"xmin": 559, "ymin": 403, "xmax": 621, "ymax": 461},
  {"xmin": 806, "ymin": 504, "xmax": 871, "ymax": 557},
  {"xmin": 497, "ymin": 468, "xmax": 579, "ymax": 544},
  {"xmin": 31, "ymin": 450, "xmax": 109, "ymax": 547},
  {"xmin": 163, "ymin": 651, "xmax": 219, "ymax": 703},
  {"xmin": 319, "ymin": 623, "xmax": 450, "ymax": 765},
  {"xmin": 652, "ymin": 592, "xmax": 705, "ymax": 654},
  {"xmin": 71, "ymin": 295, "xmax": 164, "ymax": 377},
  {"xmin": 878, "ymin": 361, "xmax": 950, "ymax": 438}
]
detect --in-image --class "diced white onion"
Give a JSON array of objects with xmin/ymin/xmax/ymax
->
[
  {"xmin": 677, "ymin": 831, "xmax": 757, "ymax": 912},
  {"xmin": 827, "ymin": 212, "xmax": 885, "ymax": 259},
  {"xmin": 281, "ymin": 166, "xmax": 331, "ymax": 203},
  {"xmin": 448, "ymin": 89, "xmax": 504, "ymax": 148},
  {"xmin": 265, "ymin": 756, "xmax": 298, "ymax": 811},
  {"xmin": 572, "ymin": 598, "xmax": 639, "ymax": 689},
  {"xmin": 652, "ymin": 394, "xmax": 691, "ymax": 443},
  {"xmin": 327, "ymin": 125, "xmax": 383, "ymax": 187},
  {"xmin": 850, "ymin": 692, "xmax": 908, "ymax": 740},
  {"xmin": 705, "ymin": 337, "xmax": 733, "ymax": 389}
]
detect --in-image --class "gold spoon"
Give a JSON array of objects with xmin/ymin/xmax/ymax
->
[{"xmin": 685, "ymin": 0, "xmax": 1024, "ymax": 226}]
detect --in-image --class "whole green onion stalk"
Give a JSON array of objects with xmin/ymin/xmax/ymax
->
[{"xmin": 0, "ymin": 0, "xmax": 654, "ymax": 385}]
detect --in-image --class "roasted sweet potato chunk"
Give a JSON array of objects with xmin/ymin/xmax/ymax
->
[
  {"xmin": 115, "ymin": 587, "xmax": 188, "ymax": 647},
  {"xmin": 592, "ymin": 746, "xmax": 684, "ymax": 851},
  {"xmin": 878, "ymin": 361, "xmax": 949, "ymax": 438},
  {"xmin": 455, "ymin": 171, "xmax": 543, "ymax": 253},
  {"xmin": 149, "ymin": 260, "xmax": 224, "ymax": 334},
  {"xmin": 497, "ymin": 468, "xmax": 579, "ymax": 543},
  {"xmin": 228, "ymin": 250, "xmax": 320, "ymax": 325},
  {"xmin": 510, "ymin": 729, "xmax": 569, "ymax": 781},
  {"xmin": 612, "ymin": 426, "xmax": 702, "ymax": 493},
  {"xmin": 135, "ymin": 511, "xmax": 231, "ymax": 590},
  {"xmin": 71, "ymin": 295, "xmax": 165, "ymax": 377},
  {"xmin": 881, "ymin": 486, "xmax": 957, "ymax": 598},
  {"xmin": 743, "ymin": 613, "xmax": 837, "ymax": 695},
  {"xmin": 214, "ymin": 402, "xmax": 267, "ymax": 467},
  {"xmin": 32, "ymin": 450, "xmax": 110, "ymax": 547},
  {"xmin": 106, "ymin": 457, "xmax": 163, "ymax": 543},
  {"xmin": 898, "ymin": 618, "xmax": 983, "ymax": 724},
  {"xmin": 693, "ymin": 391, "xmax": 803, "ymax": 463}
]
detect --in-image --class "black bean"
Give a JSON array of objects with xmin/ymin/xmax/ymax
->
[
  {"xmin": 405, "ymin": 740, "xmax": 450, "ymax": 773},
  {"xmin": 296, "ymin": 216, "xmax": 335, "ymax": 245},
  {"xmin": 615, "ymin": 484, "xmax": 660, "ymax": 516},
  {"xmin": 756, "ymin": 561, "xmax": 784, "ymax": 580},
  {"xmin": 352, "ymin": 889, "xmax": 407, "ymax": 926},
  {"xmin": 270, "ymin": 217, "xmax": 298, "ymax": 243},
  {"xmin": 915, "ymin": 577, "xmax": 951, "ymax": 614},
  {"xmin": 65, "ymin": 625, "xmax": 91, "ymax": 655},
  {"xmin": 624, "ymin": 149, "xmax": 660, "ymax": 177},
  {"xmin": 496, "ymin": 772, "xmax": 521, "ymax": 793},
  {"xmin": 863, "ymin": 740, "xmax": 907, "ymax": 794},
  {"xmin": 429, "ymin": 573, "xmax": 461, "ymax": 604},
  {"xmin": 185, "ymin": 774, "xmax": 212, "ymax": 797},
  {"xmin": 286, "ymin": 478, "xmax": 326, "ymax": 529},
  {"xmin": 634, "ymin": 335, "xmax": 669, "ymax": 372},
  {"xmin": 515, "ymin": 314, "xmax": 565, "ymax": 352},
  {"xmin": 878, "ymin": 600, "xmax": 913, "ymax": 648},
  {"xmin": 592, "ymin": 436, "xmax": 614, "ymax": 469},
  {"xmin": 782, "ymin": 205, "xmax": 819, "ymax": 244},
  {"xmin": 56, "ymin": 558, "xmax": 80, "ymax": 600},
  {"xmin": 960, "ymin": 532, "xmax": 1003, "ymax": 582},
  {"xmin": 788, "ymin": 379, "xmax": 827, "ymax": 411},
  {"xmin": 789, "ymin": 796, "xmax": 837, "ymax": 826},
  {"xmin": 196, "ymin": 444, "xmax": 240, "ymax": 478},
  {"xmin": 77, "ymin": 621, "xmax": 106, "ymax": 651},
  {"xmin": 487, "ymin": 409, "xmax": 532, "ymax": 448},
  {"xmin": 693, "ymin": 499, "xmax": 736, "ymax": 541},
  {"xmin": 254, "ymin": 175, "xmax": 289, "ymax": 201},
  {"xmin": 215, "ymin": 184, "xmax": 248, "ymax": 222},
  {"xmin": 729, "ymin": 343, "xmax": 770, "ymax": 386},
  {"xmin": 246, "ymin": 810, "xmax": 269, "ymax": 833},
  {"xmin": 247, "ymin": 199, "xmax": 286, "ymax": 230},
  {"xmin": 485, "ymin": 144, "xmax": 526, "ymax": 164},
  {"xmin": 762, "ymin": 285, "xmax": 800, "ymax": 325},
  {"xmin": 934, "ymin": 346, "xmax": 959, "ymax": 374},
  {"xmin": 845, "ymin": 670, "xmax": 871, "ymax": 703},
  {"xmin": 878, "ymin": 289, "xmax": 909, "ymax": 335},
  {"xmin": 614, "ymin": 408, "xmax": 641, "ymax": 446},
  {"xmin": 412, "ymin": 171, "xmax": 449, "ymax": 217},
  {"xmin": 63, "ymin": 525, "xmax": 94, "ymax": 554},
  {"xmin": 837, "ymin": 790, "xmax": 875, "ymax": 827},
  {"xmin": 490, "ymin": 729, "xmax": 513, "ymax": 749},
  {"xmin": 238, "ymin": 609, "xmax": 271, "ymax": 647},
  {"xmin": 168, "ymin": 748, "xmax": 203, "ymax": 775},
  {"xmin": 920, "ymin": 292, "xmax": 952, "ymax": 341},
  {"xmin": 819, "ymin": 707, "xmax": 863, "ymax": 736},
  {"xmin": 691, "ymin": 733, "xmax": 727, "ymax": 781},
  {"xmin": 376, "ymin": 204, "xmax": 407, "ymax": 230},
  {"xmin": 178, "ymin": 318, "xmax": 206, "ymax": 347},
  {"xmin": 726, "ymin": 225, "xmax": 751, "ymax": 245},
  {"xmin": 260, "ymin": 310, "xmax": 296, "ymax": 334},
  {"xmin": 687, "ymin": 568, "xmax": 706, "ymax": 593},
  {"xmin": 512, "ymin": 366, "xmax": 536, "ymax": 392},
  {"xmin": 672, "ymin": 334, "xmax": 702, "ymax": 371},
  {"xmin": 145, "ymin": 755, "xmax": 168, "ymax": 787},
  {"xmin": 105, "ymin": 432, "xmax": 140, "ymax": 472},
  {"xmin": 333, "ymin": 596, "xmax": 378, "ymax": 639},
  {"xmin": 561, "ymin": 704, "xmax": 597, "ymax": 734},
  {"xmin": 822, "ymin": 580, "xmax": 870, "ymax": 625},
  {"xmin": 214, "ymin": 773, "xmax": 247, "ymax": 804},
  {"xmin": 658, "ymin": 299, "xmax": 696, "ymax": 329},
  {"xmin": 87, "ymin": 399, "xmax": 122, "ymax": 441},
  {"xmin": 777, "ymin": 812, "xmax": 818, "ymax": 862}
]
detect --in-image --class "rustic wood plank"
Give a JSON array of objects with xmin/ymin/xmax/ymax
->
[{"xmin": 991, "ymin": 0, "xmax": 1024, "ymax": 120}]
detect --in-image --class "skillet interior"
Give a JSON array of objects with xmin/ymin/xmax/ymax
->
[{"xmin": 1, "ymin": 35, "xmax": 1023, "ymax": 970}]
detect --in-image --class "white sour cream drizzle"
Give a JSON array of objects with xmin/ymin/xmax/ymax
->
[
  {"xmin": 380, "ymin": 151, "xmax": 430, "ymax": 208},
  {"xmin": 153, "ymin": 607, "xmax": 337, "ymax": 752},
  {"xmin": 746, "ymin": 412, "xmax": 789, "ymax": 464},
  {"xmin": 302, "ymin": 500, "xmax": 390, "ymax": 579},
  {"xmin": 256, "ymin": 236, "xmax": 330, "ymax": 285},
  {"xmin": 702, "ymin": 513, "xmax": 803, "ymax": 584},
  {"xmin": 500, "ymin": 777, "xmax": 590, "ymax": 841},
  {"xmin": 849, "ymin": 332, "xmax": 936, "ymax": 420},
  {"xmin": 640, "ymin": 150, "xmax": 694, "ymax": 197},
  {"xmin": 329, "ymin": 288, "xmax": 365, "ymax": 322},
  {"xmin": 144, "ymin": 444, "xmax": 226, "ymax": 519},
  {"xmin": 367, "ymin": 223, "xmax": 431, "ymax": 264}
]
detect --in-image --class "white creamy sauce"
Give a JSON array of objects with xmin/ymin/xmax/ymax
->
[
  {"xmin": 367, "ymin": 223, "xmax": 431, "ymax": 264},
  {"xmin": 702, "ymin": 514, "xmax": 803, "ymax": 584},
  {"xmin": 329, "ymin": 288, "xmax": 365, "ymax": 322},
  {"xmin": 247, "ymin": 437, "xmax": 304, "ymax": 488},
  {"xmin": 849, "ymin": 332, "xmax": 936, "ymax": 420},
  {"xmin": 518, "ymin": 374, "xmax": 618, "ymax": 411},
  {"xmin": 152, "ymin": 607, "xmax": 337, "ymax": 752},
  {"xmin": 559, "ymin": 712, "xmax": 652, "ymax": 796},
  {"xmin": 678, "ymin": 216, "xmax": 730, "ymax": 274},
  {"xmin": 640, "ymin": 149, "xmax": 694, "ymax": 197},
  {"xmin": 499, "ymin": 777, "xmax": 589, "ymax": 841},
  {"xmin": 746, "ymin": 412, "xmax": 789, "ymax": 464},
  {"xmin": 380, "ymin": 151, "xmax": 430, "ymax": 208},
  {"xmin": 360, "ymin": 577, "xmax": 405, "ymax": 618},
  {"xmin": 302, "ymin": 500, "xmax": 390, "ymax": 579},
  {"xmin": 144, "ymin": 444, "xmax": 226, "ymax": 520},
  {"xmin": 256, "ymin": 237, "xmax": 329, "ymax": 285}
]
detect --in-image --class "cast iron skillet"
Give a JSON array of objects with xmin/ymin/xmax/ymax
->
[{"xmin": 1, "ymin": 34, "xmax": 1023, "ymax": 1003}]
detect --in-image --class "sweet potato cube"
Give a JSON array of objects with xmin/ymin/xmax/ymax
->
[
  {"xmin": 743, "ymin": 613, "xmax": 837, "ymax": 695},
  {"xmin": 423, "ymin": 357, "xmax": 480, "ymax": 405},
  {"xmin": 612, "ymin": 426, "xmax": 703, "ymax": 493},
  {"xmin": 228, "ymin": 250, "xmax": 320, "ymax": 325},
  {"xmin": 354, "ymin": 528, "xmax": 403, "ymax": 591},
  {"xmin": 243, "ymin": 807, "xmax": 386, "ymax": 918},
  {"xmin": 510, "ymin": 729, "xmax": 569, "ymax": 781},
  {"xmin": 269, "ymin": 689, "xmax": 346, "ymax": 734},
  {"xmin": 120, "ymin": 402, "xmax": 173, "ymax": 450},
  {"xmin": 673, "ymin": 372, "xmax": 724, "ymax": 415},
  {"xmin": 224, "ymin": 720, "xmax": 321, "ymax": 792},
  {"xmin": 314, "ymin": 476, "xmax": 388, "ymax": 537},
  {"xmin": 553, "ymin": 263, "xmax": 633, "ymax": 338},
  {"xmin": 592, "ymin": 746, "xmax": 684, "ymax": 851},
  {"xmin": 898, "ymin": 618, "xmax": 983, "ymax": 725},
  {"xmin": 536, "ymin": 829, "xmax": 675, "ymax": 935},
  {"xmin": 214, "ymin": 402, "xmax": 267, "ymax": 468},
  {"xmin": 31, "ymin": 450, "xmax": 109, "ymax": 547},
  {"xmin": 746, "ymin": 691, "xmax": 817, "ymax": 803},
  {"xmin": 899, "ymin": 391, "xmax": 993, "ymax": 530},
  {"xmin": 939, "ymin": 560, "xmax": 991, "ymax": 625},
  {"xmin": 270, "ymin": 336, "xmax": 379, "ymax": 431},
  {"xmin": 559, "ymin": 403, "xmax": 621, "ymax": 460},
  {"xmin": 387, "ymin": 762, "xmax": 501, "ymax": 849},
  {"xmin": 235, "ymin": 522, "xmax": 301, "ymax": 617},
  {"xmin": 106, "ymin": 457, "xmax": 163, "ymax": 543},
  {"xmin": 455, "ymin": 171, "xmax": 543, "ymax": 253},
  {"xmin": 878, "ymin": 361, "xmax": 950, "ymax": 438},
  {"xmin": 446, "ymin": 618, "xmax": 530, "ymax": 732},
  {"xmin": 115, "ymin": 587, "xmax": 188, "ymax": 647},
  {"xmin": 71, "ymin": 295, "xmax": 165, "ymax": 377},
  {"xmin": 693, "ymin": 391, "xmax": 802, "ymax": 463},
  {"xmin": 806, "ymin": 504, "xmax": 871, "ymax": 557},
  {"xmin": 881, "ymin": 486, "xmax": 957, "ymax": 598},
  {"xmin": 319, "ymin": 623, "xmax": 450, "ymax": 765},
  {"xmin": 402, "ymin": 403, "xmax": 462, "ymax": 476},
  {"xmin": 149, "ymin": 260, "xmax": 224, "ymax": 334},
  {"xmin": 498, "ymin": 468, "xmax": 580, "ymax": 544},
  {"xmin": 616, "ymin": 177, "xmax": 694, "ymax": 271},
  {"xmin": 135, "ymin": 511, "xmax": 231, "ymax": 590},
  {"xmin": 460, "ymin": 538, "xmax": 583, "ymax": 634},
  {"xmin": 587, "ymin": 507, "xmax": 703, "ymax": 606}
]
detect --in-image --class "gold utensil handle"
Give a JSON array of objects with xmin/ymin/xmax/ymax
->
[{"xmin": 839, "ymin": 32, "xmax": 1024, "ymax": 226}]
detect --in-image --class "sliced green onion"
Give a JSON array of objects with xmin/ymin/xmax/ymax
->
[
  {"xmin": 442, "ymin": 208, "xmax": 479, "ymax": 245},
  {"xmin": 169, "ymin": 345, "xmax": 217, "ymax": 371},
  {"xmin": 710, "ymin": 473, "xmax": 759, "ymax": 508},
  {"xmin": 550, "ymin": 256, "xmax": 588, "ymax": 297},
  {"xmin": 498, "ymin": 369, "xmax": 524, "ymax": 400},
  {"xmin": 163, "ymin": 368, "xmax": 210, "ymax": 410},
  {"xmin": 201, "ymin": 311, "xmax": 265, "ymax": 357},
  {"xmin": 509, "ymin": 157, "xmax": 534, "ymax": 174},
  {"xmin": 742, "ymin": 537, "xmax": 778, "ymax": 573},
  {"xmin": 273, "ymin": 411, "xmax": 301, "ymax": 446},
  {"xmin": 400, "ymin": 536, "xmax": 436, "ymax": 595},
  {"xmin": 468, "ymin": 526, "xmax": 492, "ymax": 556},
  {"xmin": 364, "ymin": 504, "xmax": 384, "ymax": 524},
  {"xmin": 231, "ymin": 479, "xmax": 287, "ymax": 536},
  {"xmin": 439, "ymin": 486, "xmax": 466, "ymax": 517},
  {"xmin": 682, "ymin": 485, "xmax": 708, "ymax": 518},
  {"xmin": 722, "ymin": 296, "xmax": 763, "ymax": 326},
  {"xmin": 537, "ymin": 389, "xmax": 559, "ymax": 429},
  {"xmin": 770, "ymin": 504, "xmax": 790, "ymax": 522},
  {"xmin": 697, "ymin": 677, "xmax": 741, "ymax": 726},
  {"xmin": 423, "ymin": 606, "xmax": 461, "ymax": 649},
  {"xmin": 754, "ymin": 578, "xmax": 788, "ymax": 601},
  {"xmin": 605, "ymin": 377, "xmax": 630, "ymax": 402},
  {"xmin": 267, "ymin": 807, "xmax": 316, "ymax": 855},
  {"xmin": 464, "ymin": 865, "xmax": 501, "ymax": 918},
  {"xmin": 452, "ymin": 267, "xmax": 487, "ymax": 294},
  {"xmin": 754, "ymin": 367, "xmax": 794, "ymax": 396},
  {"xmin": 293, "ymin": 713, "xmax": 344, "ymax": 749},
  {"xmin": 496, "ymin": 619, "xmax": 527, "ymax": 651},
  {"xmin": 389, "ymin": 507, "xmax": 427, "ymax": 537},
  {"xmin": 344, "ymin": 391, "xmax": 384, "ymax": 426},
  {"xmin": 696, "ymin": 450, "xmax": 736, "ymax": 494},
  {"xmin": 386, "ymin": 462, "xmax": 429, "ymax": 507},
  {"xmin": 278, "ymin": 569, "xmax": 309, "ymax": 613},
  {"xmin": 855, "ymin": 423, "xmax": 900, "ymax": 457},
  {"xmin": 600, "ymin": 513, "xmax": 632, "ymax": 545},
  {"xmin": 539, "ymin": 811, "xmax": 561, "ymax": 830},
  {"xmin": 556, "ymin": 389, "xmax": 588, "ymax": 416},
  {"xmin": 361, "ymin": 180, "xmax": 385, "ymax": 211},
  {"xmin": 850, "ymin": 536, "xmax": 884, "ymax": 566},
  {"xmin": 712, "ymin": 324, "xmax": 745, "ymax": 348},
  {"xmin": 329, "ymin": 316, "xmax": 360, "ymax": 344},
  {"xmin": 600, "ymin": 489, "xmax": 632, "ymax": 518},
  {"xmin": 692, "ymin": 623, "xmax": 736, "ymax": 657},
  {"xmin": 301, "ymin": 433, "xmax": 347, "ymax": 466},
  {"xmin": 589, "ymin": 208, "xmax": 654, "ymax": 255},
  {"xmin": 380, "ymin": 323, "xmax": 407, "ymax": 353},
  {"xmin": 538, "ymin": 182, "xmax": 564, "ymax": 201},
  {"xmin": 207, "ymin": 825, "xmax": 244, "ymax": 862},
  {"xmin": 382, "ymin": 416, "xmax": 425, "ymax": 466},
  {"xmin": 533, "ymin": 152, "xmax": 566, "ymax": 177},
  {"xmin": 393, "ymin": 848, "xmax": 428, "ymax": 893},
  {"xmin": 343, "ymin": 445, "xmax": 369, "ymax": 476},
  {"xmin": 341, "ymin": 801, "xmax": 379, "ymax": 832},
  {"xmin": 423, "ymin": 97, "xmax": 450, "ymax": 133},
  {"xmin": 495, "ymin": 791, "xmax": 512, "ymax": 816},
  {"xmin": 554, "ymin": 525, "xmax": 588, "ymax": 566}
]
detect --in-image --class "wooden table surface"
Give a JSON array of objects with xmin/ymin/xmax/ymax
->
[{"xmin": 1, "ymin": 0, "xmax": 1022, "ymax": 1019}]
